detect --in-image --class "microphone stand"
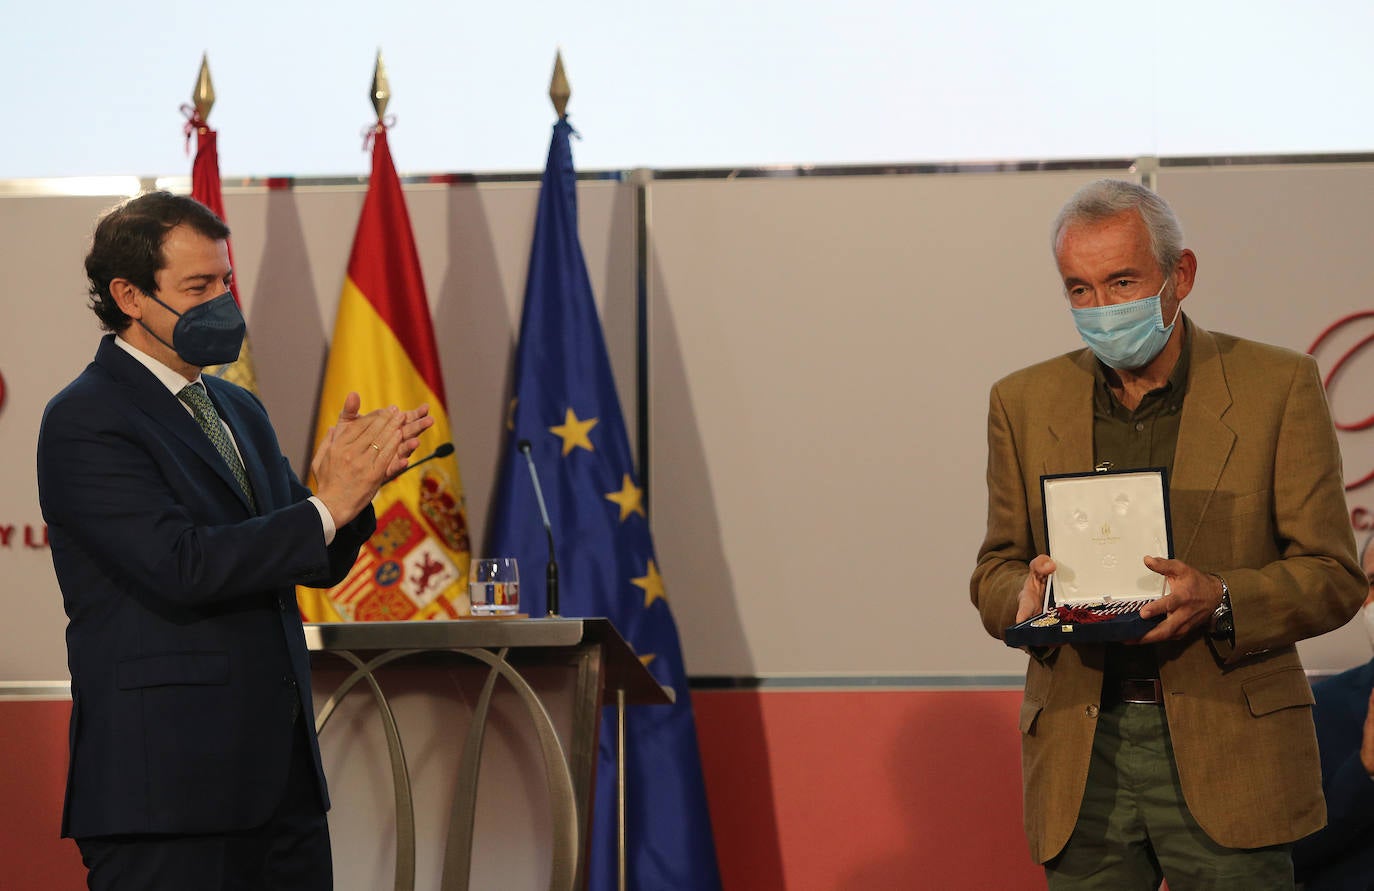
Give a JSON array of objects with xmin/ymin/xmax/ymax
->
[{"xmin": 517, "ymin": 440, "xmax": 560, "ymax": 617}]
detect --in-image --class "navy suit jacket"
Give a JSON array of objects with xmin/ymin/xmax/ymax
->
[
  {"xmin": 37, "ymin": 335, "xmax": 375, "ymax": 839},
  {"xmin": 1293, "ymin": 658, "xmax": 1374, "ymax": 890}
]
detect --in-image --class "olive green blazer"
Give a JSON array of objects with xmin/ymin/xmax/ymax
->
[{"xmin": 972, "ymin": 320, "xmax": 1365, "ymax": 863}]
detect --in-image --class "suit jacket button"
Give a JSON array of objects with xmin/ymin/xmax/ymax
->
[{"xmin": 1085, "ymin": 704, "xmax": 1099, "ymax": 718}]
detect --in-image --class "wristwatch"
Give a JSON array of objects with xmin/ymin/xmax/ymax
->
[{"xmin": 1209, "ymin": 575, "xmax": 1234, "ymax": 641}]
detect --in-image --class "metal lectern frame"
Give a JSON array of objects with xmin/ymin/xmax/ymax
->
[{"xmin": 305, "ymin": 617, "xmax": 672, "ymax": 891}]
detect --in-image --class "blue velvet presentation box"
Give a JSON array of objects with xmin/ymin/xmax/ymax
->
[{"xmin": 1003, "ymin": 468, "xmax": 1173, "ymax": 648}]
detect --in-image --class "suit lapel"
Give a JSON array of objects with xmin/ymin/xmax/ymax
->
[
  {"xmin": 1168, "ymin": 324, "xmax": 1236, "ymax": 562},
  {"xmin": 95, "ymin": 337, "xmax": 256, "ymax": 513},
  {"xmin": 1042, "ymin": 350, "xmax": 1096, "ymax": 477}
]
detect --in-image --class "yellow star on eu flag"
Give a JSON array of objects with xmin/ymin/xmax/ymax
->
[
  {"xmin": 639, "ymin": 653, "xmax": 656, "ymax": 669},
  {"xmin": 605, "ymin": 474, "xmax": 645, "ymax": 522},
  {"xmin": 632, "ymin": 559, "xmax": 666, "ymax": 609},
  {"xmin": 550, "ymin": 407, "xmax": 597, "ymax": 456}
]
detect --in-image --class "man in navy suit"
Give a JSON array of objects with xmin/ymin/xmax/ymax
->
[
  {"xmin": 1294, "ymin": 535, "xmax": 1374, "ymax": 890},
  {"xmin": 37, "ymin": 191, "xmax": 433, "ymax": 889}
]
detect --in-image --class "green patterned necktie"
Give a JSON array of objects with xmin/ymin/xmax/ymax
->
[{"xmin": 178, "ymin": 383, "xmax": 257, "ymax": 512}]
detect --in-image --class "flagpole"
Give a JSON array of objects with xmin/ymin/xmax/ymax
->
[
  {"xmin": 548, "ymin": 48, "xmax": 634, "ymax": 889},
  {"xmin": 192, "ymin": 53, "xmax": 215, "ymax": 121},
  {"xmin": 186, "ymin": 53, "xmax": 260, "ymax": 392},
  {"xmin": 617, "ymin": 688, "xmax": 627, "ymax": 891},
  {"xmin": 371, "ymin": 48, "xmax": 391, "ymax": 122},
  {"xmin": 550, "ymin": 48, "xmax": 570, "ymax": 119},
  {"xmin": 550, "ymin": 49, "xmax": 632, "ymax": 890},
  {"xmin": 491, "ymin": 47, "xmax": 720, "ymax": 889}
]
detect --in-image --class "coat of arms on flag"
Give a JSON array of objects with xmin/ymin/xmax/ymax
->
[{"xmin": 326, "ymin": 464, "xmax": 471, "ymax": 621}]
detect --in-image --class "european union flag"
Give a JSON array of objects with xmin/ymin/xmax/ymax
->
[{"xmin": 487, "ymin": 119, "xmax": 722, "ymax": 890}]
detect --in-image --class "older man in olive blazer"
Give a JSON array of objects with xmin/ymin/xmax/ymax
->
[{"xmin": 972, "ymin": 180, "xmax": 1364, "ymax": 888}]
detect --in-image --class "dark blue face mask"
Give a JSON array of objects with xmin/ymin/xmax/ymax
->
[{"xmin": 137, "ymin": 290, "xmax": 246, "ymax": 367}]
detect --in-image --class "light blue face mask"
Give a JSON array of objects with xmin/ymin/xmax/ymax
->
[{"xmin": 1070, "ymin": 287, "xmax": 1180, "ymax": 371}]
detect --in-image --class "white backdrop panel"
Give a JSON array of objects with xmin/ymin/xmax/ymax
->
[
  {"xmin": 1156, "ymin": 163, "xmax": 1374, "ymax": 673},
  {"xmin": 648, "ymin": 163, "xmax": 1374, "ymax": 678},
  {"xmin": 646, "ymin": 169, "xmax": 1130, "ymax": 677},
  {"xmin": 6, "ymin": 163, "xmax": 1374, "ymax": 684}
]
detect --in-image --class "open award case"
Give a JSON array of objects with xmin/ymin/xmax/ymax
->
[{"xmin": 1003, "ymin": 467, "xmax": 1174, "ymax": 647}]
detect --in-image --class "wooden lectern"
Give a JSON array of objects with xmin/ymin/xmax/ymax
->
[{"xmin": 306, "ymin": 618, "xmax": 671, "ymax": 891}]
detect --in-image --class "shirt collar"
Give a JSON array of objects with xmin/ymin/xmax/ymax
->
[
  {"xmin": 114, "ymin": 334, "xmax": 204, "ymax": 398},
  {"xmin": 1093, "ymin": 315, "xmax": 1192, "ymax": 408}
]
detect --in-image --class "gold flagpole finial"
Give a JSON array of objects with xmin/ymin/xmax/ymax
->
[
  {"xmin": 371, "ymin": 49, "xmax": 391, "ymax": 121},
  {"xmin": 549, "ymin": 49, "xmax": 570, "ymax": 119},
  {"xmin": 192, "ymin": 52, "xmax": 216, "ymax": 121}
]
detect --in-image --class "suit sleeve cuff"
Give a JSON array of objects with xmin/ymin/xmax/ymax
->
[{"xmin": 308, "ymin": 496, "xmax": 337, "ymax": 546}]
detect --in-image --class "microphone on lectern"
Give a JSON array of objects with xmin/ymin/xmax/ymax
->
[
  {"xmin": 386, "ymin": 442, "xmax": 454, "ymax": 483},
  {"xmin": 517, "ymin": 439, "xmax": 560, "ymax": 617}
]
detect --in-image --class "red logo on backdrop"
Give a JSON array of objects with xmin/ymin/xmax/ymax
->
[
  {"xmin": 1308, "ymin": 312, "xmax": 1374, "ymax": 530},
  {"xmin": 0, "ymin": 368, "xmax": 51, "ymax": 550}
]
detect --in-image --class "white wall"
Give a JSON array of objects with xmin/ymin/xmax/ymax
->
[{"xmin": 644, "ymin": 161, "xmax": 1374, "ymax": 678}]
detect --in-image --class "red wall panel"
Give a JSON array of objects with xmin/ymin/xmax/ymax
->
[
  {"xmin": 2, "ymin": 690, "xmax": 1042, "ymax": 890},
  {"xmin": 0, "ymin": 701, "xmax": 85, "ymax": 890},
  {"xmin": 693, "ymin": 688, "xmax": 1044, "ymax": 891}
]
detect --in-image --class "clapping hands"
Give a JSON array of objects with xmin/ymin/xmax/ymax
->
[{"xmin": 311, "ymin": 392, "xmax": 435, "ymax": 525}]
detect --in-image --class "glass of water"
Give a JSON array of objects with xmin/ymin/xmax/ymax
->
[{"xmin": 469, "ymin": 558, "xmax": 520, "ymax": 616}]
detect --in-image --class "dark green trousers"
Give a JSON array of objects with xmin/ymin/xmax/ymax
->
[{"xmin": 1045, "ymin": 700, "xmax": 1294, "ymax": 891}]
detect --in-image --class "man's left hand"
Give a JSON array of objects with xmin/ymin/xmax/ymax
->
[
  {"xmin": 388, "ymin": 403, "xmax": 434, "ymax": 474},
  {"xmin": 334, "ymin": 395, "xmax": 435, "ymax": 479},
  {"xmin": 1133, "ymin": 556, "xmax": 1225, "ymax": 644}
]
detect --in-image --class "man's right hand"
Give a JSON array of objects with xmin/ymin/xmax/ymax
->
[
  {"xmin": 1016, "ymin": 555, "xmax": 1056, "ymax": 623},
  {"xmin": 311, "ymin": 393, "xmax": 408, "ymax": 526}
]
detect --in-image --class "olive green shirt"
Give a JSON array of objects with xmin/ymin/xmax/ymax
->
[
  {"xmin": 1092, "ymin": 319, "xmax": 1191, "ymax": 479},
  {"xmin": 1093, "ymin": 318, "xmax": 1191, "ymax": 682}
]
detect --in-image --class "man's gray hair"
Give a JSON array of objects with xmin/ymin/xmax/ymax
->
[{"xmin": 1052, "ymin": 179, "xmax": 1185, "ymax": 274}]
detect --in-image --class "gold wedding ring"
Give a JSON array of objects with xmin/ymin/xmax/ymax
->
[{"xmin": 369, "ymin": 442, "xmax": 381, "ymax": 451}]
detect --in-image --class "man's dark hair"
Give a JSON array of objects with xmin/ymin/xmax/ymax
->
[{"xmin": 84, "ymin": 191, "xmax": 230, "ymax": 332}]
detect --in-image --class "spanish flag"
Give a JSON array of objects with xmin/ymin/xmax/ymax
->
[{"xmin": 297, "ymin": 127, "xmax": 472, "ymax": 621}]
